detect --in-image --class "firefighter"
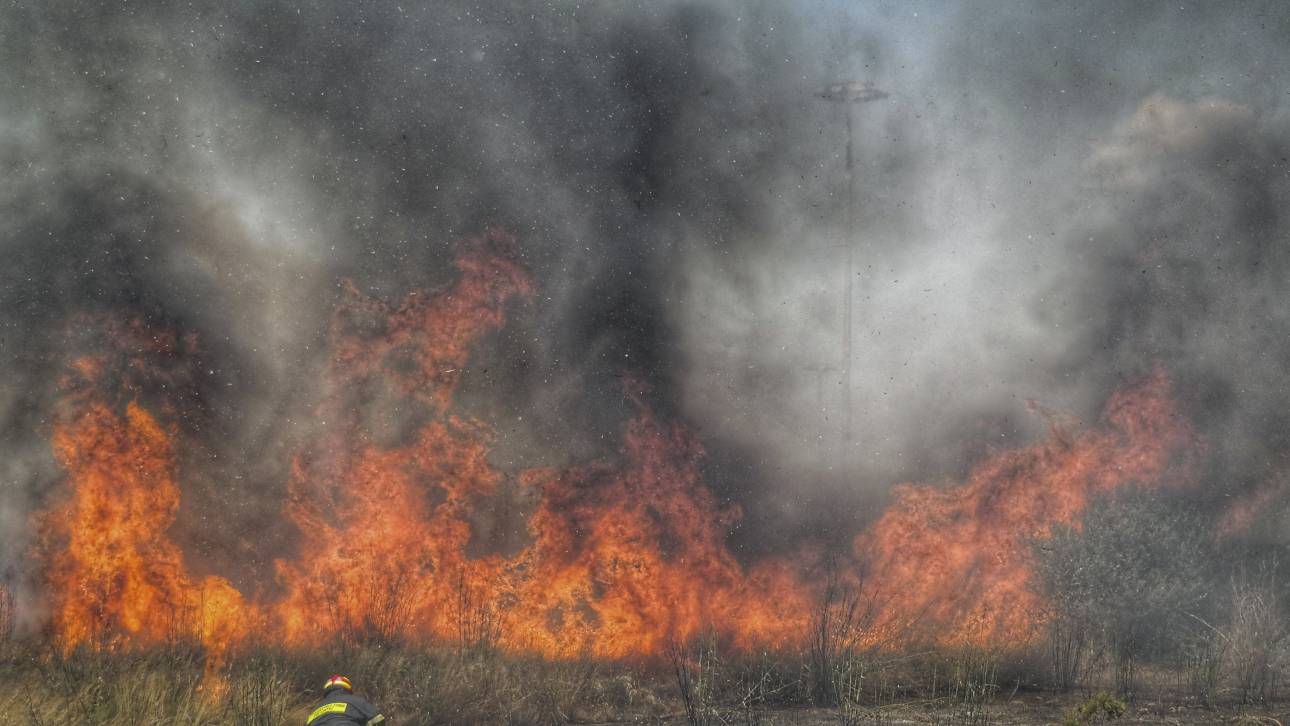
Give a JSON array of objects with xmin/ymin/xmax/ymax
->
[{"xmin": 305, "ymin": 675, "xmax": 386, "ymax": 725}]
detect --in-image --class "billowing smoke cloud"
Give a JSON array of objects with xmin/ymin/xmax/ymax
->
[
  {"xmin": 675, "ymin": 3, "xmax": 1290, "ymax": 547},
  {"xmin": 2, "ymin": 0, "xmax": 1289, "ymax": 602}
]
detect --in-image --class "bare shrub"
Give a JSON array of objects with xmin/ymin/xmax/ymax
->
[
  {"xmin": 0, "ymin": 585, "xmax": 13, "ymax": 641},
  {"xmin": 451, "ymin": 566, "xmax": 502, "ymax": 655},
  {"xmin": 1225, "ymin": 569, "xmax": 1289, "ymax": 703},
  {"xmin": 664, "ymin": 630, "xmax": 802, "ymax": 725},
  {"xmin": 342, "ymin": 560, "xmax": 420, "ymax": 650},
  {"xmin": 1032, "ymin": 491, "xmax": 1209, "ymax": 698},
  {"xmin": 943, "ymin": 645, "xmax": 1001, "ymax": 724},
  {"xmin": 1045, "ymin": 610, "xmax": 1090, "ymax": 692},
  {"xmin": 807, "ymin": 560, "xmax": 884, "ymax": 707},
  {"xmin": 668, "ymin": 630, "xmax": 721, "ymax": 726},
  {"xmin": 1180, "ymin": 630, "xmax": 1224, "ymax": 708},
  {"xmin": 225, "ymin": 653, "xmax": 299, "ymax": 726},
  {"xmin": 723, "ymin": 647, "xmax": 800, "ymax": 722}
]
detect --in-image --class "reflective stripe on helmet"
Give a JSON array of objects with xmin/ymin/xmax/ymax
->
[{"xmin": 323, "ymin": 675, "xmax": 353, "ymax": 692}]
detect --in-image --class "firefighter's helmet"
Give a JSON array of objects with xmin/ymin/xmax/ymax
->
[{"xmin": 323, "ymin": 675, "xmax": 353, "ymax": 693}]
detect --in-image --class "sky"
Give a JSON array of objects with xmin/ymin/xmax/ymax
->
[{"xmin": 2, "ymin": 0, "xmax": 1289, "ymax": 584}]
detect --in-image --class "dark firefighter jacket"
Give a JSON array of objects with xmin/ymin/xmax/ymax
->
[{"xmin": 305, "ymin": 688, "xmax": 385, "ymax": 726}]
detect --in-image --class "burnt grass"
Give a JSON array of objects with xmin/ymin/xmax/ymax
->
[{"xmin": 1, "ymin": 638, "xmax": 1288, "ymax": 725}]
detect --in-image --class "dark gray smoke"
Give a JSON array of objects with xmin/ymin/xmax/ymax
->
[{"xmin": 2, "ymin": 0, "xmax": 1289, "ymax": 604}]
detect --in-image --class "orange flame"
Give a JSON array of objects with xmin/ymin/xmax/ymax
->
[
  {"xmin": 40, "ymin": 398, "xmax": 250, "ymax": 665},
  {"xmin": 272, "ymin": 229, "xmax": 532, "ymax": 645},
  {"xmin": 1216, "ymin": 472, "xmax": 1288, "ymax": 540},
  {"xmin": 33, "ymin": 233, "xmax": 1199, "ymax": 666},
  {"xmin": 854, "ymin": 368, "xmax": 1193, "ymax": 644},
  {"xmin": 504, "ymin": 405, "xmax": 811, "ymax": 656},
  {"xmin": 271, "ymin": 230, "xmax": 809, "ymax": 655}
]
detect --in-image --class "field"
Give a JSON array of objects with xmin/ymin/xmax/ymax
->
[{"xmin": 3, "ymin": 637, "xmax": 1287, "ymax": 725}]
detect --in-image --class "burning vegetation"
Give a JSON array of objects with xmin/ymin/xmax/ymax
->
[
  {"xmin": 6, "ymin": 218, "xmax": 1290, "ymax": 725},
  {"xmin": 24, "ymin": 233, "xmax": 1210, "ymax": 684}
]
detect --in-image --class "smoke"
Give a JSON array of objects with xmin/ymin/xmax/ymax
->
[
  {"xmin": 2, "ymin": 0, "xmax": 1289, "ymax": 600},
  {"xmin": 675, "ymin": 2, "xmax": 1290, "ymax": 546}
]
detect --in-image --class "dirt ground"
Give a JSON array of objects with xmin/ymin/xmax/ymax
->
[{"xmin": 621, "ymin": 694, "xmax": 1290, "ymax": 725}]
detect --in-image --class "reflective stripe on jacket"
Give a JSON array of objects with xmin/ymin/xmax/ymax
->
[{"xmin": 305, "ymin": 688, "xmax": 385, "ymax": 725}]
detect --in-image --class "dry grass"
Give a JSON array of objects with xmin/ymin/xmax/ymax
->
[
  {"xmin": 1, "ymin": 633, "xmax": 1289, "ymax": 725},
  {"xmin": 0, "ymin": 639, "xmax": 681, "ymax": 726}
]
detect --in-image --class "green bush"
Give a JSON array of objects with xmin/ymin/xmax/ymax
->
[{"xmin": 1061, "ymin": 691, "xmax": 1127, "ymax": 725}]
